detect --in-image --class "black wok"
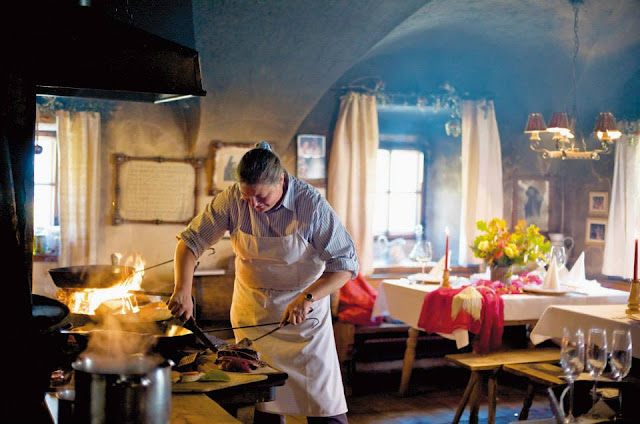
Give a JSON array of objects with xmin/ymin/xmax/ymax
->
[{"xmin": 49, "ymin": 260, "xmax": 174, "ymax": 289}]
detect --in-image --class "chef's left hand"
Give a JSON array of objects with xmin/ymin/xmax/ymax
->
[{"xmin": 281, "ymin": 294, "xmax": 313, "ymax": 326}]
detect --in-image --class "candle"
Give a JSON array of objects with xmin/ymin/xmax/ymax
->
[
  {"xmin": 445, "ymin": 226, "xmax": 450, "ymax": 270},
  {"xmin": 634, "ymin": 238, "xmax": 638, "ymax": 281}
]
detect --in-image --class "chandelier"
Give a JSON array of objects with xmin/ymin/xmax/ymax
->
[{"xmin": 524, "ymin": 1, "xmax": 621, "ymax": 160}]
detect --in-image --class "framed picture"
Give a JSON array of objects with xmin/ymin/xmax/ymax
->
[
  {"xmin": 296, "ymin": 134, "xmax": 326, "ymax": 179},
  {"xmin": 209, "ymin": 141, "xmax": 253, "ymax": 195},
  {"xmin": 585, "ymin": 217, "xmax": 607, "ymax": 245},
  {"xmin": 512, "ymin": 177, "xmax": 551, "ymax": 231},
  {"xmin": 588, "ymin": 191, "xmax": 608, "ymax": 215}
]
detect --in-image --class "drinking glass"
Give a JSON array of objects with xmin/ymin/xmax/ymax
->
[
  {"xmin": 547, "ymin": 245, "xmax": 567, "ymax": 270},
  {"xmin": 610, "ymin": 329, "xmax": 632, "ymax": 420},
  {"xmin": 560, "ymin": 327, "xmax": 584, "ymax": 423},
  {"xmin": 585, "ymin": 328, "xmax": 607, "ymax": 415}
]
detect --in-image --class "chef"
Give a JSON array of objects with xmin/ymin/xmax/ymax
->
[{"xmin": 169, "ymin": 141, "xmax": 358, "ymax": 424}]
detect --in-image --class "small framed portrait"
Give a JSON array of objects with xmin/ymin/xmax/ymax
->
[
  {"xmin": 297, "ymin": 134, "xmax": 326, "ymax": 180},
  {"xmin": 588, "ymin": 191, "xmax": 608, "ymax": 215},
  {"xmin": 585, "ymin": 217, "xmax": 607, "ymax": 245},
  {"xmin": 209, "ymin": 140, "xmax": 253, "ymax": 195}
]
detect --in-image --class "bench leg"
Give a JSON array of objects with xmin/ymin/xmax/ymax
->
[
  {"xmin": 398, "ymin": 327, "xmax": 419, "ymax": 396},
  {"xmin": 468, "ymin": 372, "xmax": 482, "ymax": 424},
  {"xmin": 519, "ymin": 382, "xmax": 535, "ymax": 420},
  {"xmin": 452, "ymin": 371, "xmax": 480, "ymax": 424},
  {"xmin": 487, "ymin": 369, "xmax": 498, "ymax": 424}
]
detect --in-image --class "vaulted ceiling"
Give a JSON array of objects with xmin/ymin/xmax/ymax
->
[{"xmin": 192, "ymin": 0, "xmax": 640, "ymax": 147}]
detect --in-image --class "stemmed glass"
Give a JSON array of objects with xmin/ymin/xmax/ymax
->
[
  {"xmin": 609, "ymin": 329, "xmax": 632, "ymax": 421},
  {"xmin": 411, "ymin": 240, "xmax": 433, "ymax": 275},
  {"xmin": 585, "ymin": 328, "xmax": 607, "ymax": 416},
  {"xmin": 547, "ymin": 245, "xmax": 567, "ymax": 270},
  {"xmin": 560, "ymin": 327, "xmax": 584, "ymax": 423}
]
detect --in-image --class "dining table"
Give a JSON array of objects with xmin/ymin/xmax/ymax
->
[
  {"xmin": 529, "ymin": 304, "xmax": 640, "ymax": 359},
  {"xmin": 371, "ymin": 278, "xmax": 630, "ymax": 395}
]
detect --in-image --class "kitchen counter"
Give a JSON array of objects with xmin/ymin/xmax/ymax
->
[{"xmin": 172, "ymin": 393, "xmax": 240, "ymax": 423}]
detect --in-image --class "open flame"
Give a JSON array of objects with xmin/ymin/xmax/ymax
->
[{"xmin": 58, "ymin": 256, "xmax": 146, "ymax": 315}]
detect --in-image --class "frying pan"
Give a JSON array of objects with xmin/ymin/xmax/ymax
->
[{"xmin": 49, "ymin": 259, "xmax": 174, "ymax": 289}]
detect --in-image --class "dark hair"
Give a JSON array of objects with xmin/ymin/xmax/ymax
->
[{"xmin": 236, "ymin": 141, "xmax": 284, "ymax": 185}]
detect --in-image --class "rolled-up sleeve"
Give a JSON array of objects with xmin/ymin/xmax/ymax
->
[
  {"xmin": 310, "ymin": 199, "xmax": 359, "ymax": 279},
  {"xmin": 179, "ymin": 189, "xmax": 233, "ymax": 258}
]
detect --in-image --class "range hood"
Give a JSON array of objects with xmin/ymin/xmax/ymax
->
[{"xmin": 34, "ymin": 2, "xmax": 206, "ymax": 103}]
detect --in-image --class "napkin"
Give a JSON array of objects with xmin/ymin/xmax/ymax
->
[
  {"xmin": 542, "ymin": 260, "xmax": 561, "ymax": 291},
  {"xmin": 560, "ymin": 252, "xmax": 601, "ymax": 291},
  {"xmin": 429, "ymin": 251, "xmax": 452, "ymax": 279}
]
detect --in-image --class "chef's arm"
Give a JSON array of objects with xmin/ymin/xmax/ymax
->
[
  {"xmin": 168, "ymin": 239, "xmax": 198, "ymax": 321},
  {"xmin": 281, "ymin": 270, "xmax": 351, "ymax": 325}
]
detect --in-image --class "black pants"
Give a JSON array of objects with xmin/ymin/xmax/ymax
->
[{"xmin": 254, "ymin": 410, "xmax": 348, "ymax": 424}]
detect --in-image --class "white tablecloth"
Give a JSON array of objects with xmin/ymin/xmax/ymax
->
[
  {"xmin": 371, "ymin": 279, "xmax": 630, "ymax": 349},
  {"xmin": 529, "ymin": 304, "xmax": 640, "ymax": 358}
]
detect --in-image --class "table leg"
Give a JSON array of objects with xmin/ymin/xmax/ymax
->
[
  {"xmin": 519, "ymin": 382, "xmax": 535, "ymax": 420},
  {"xmin": 398, "ymin": 327, "xmax": 419, "ymax": 396},
  {"xmin": 452, "ymin": 371, "xmax": 480, "ymax": 424}
]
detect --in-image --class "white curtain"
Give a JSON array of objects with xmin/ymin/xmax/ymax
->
[
  {"xmin": 327, "ymin": 92, "xmax": 379, "ymax": 276},
  {"xmin": 602, "ymin": 134, "xmax": 640, "ymax": 279},
  {"xmin": 56, "ymin": 111, "xmax": 102, "ymax": 266},
  {"xmin": 458, "ymin": 100, "xmax": 504, "ymax": 265}
]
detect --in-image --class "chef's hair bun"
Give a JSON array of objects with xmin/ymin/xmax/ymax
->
[{"xmin": 255, "ymin": 141, "xmax": 272, "ymax": 151}]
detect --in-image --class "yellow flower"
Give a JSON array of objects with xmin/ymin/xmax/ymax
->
[
  {"xmin": 478, "ymin": 240, "xmax": 490, "ymax": 252},
  {"xmin": 504, "ymin": 243, "xmax": 519, "ymax": 259}
]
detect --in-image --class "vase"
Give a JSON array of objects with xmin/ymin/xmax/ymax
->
[{"xmin": 490, "ymin": 265, "xmax": 511, "ymax": 283}]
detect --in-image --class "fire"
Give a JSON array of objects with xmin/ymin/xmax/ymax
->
[{"xmin": 58, "ymin": 256, "xmax": 146, "ymax": 315}]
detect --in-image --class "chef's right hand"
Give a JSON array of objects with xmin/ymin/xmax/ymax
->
[{"xmin": 168, "ymin": 290, "xmax": 194, "ymax": 322}]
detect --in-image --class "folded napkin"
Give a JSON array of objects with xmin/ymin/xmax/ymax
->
[
  {"xmin": 542, "ymin": 260, "xmax": 561, "ymax": 291},
  {"xmin": 559, "ymin": 252, "xmax": 601, "ymax": 291}
]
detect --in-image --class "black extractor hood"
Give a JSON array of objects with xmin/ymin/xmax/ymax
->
[{"xmin": 35, "ymin": 2, "xmax": 206, "ymax": 103}]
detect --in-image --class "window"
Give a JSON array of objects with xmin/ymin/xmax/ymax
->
[
  {"xmin": 33, "ymin": 119, "xmax": 59, "ymax": 257},
  {"xmin": 373, "ymin": 136, "xmax": 425, "ymax": 237}
]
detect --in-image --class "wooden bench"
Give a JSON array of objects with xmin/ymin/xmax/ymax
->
[
  {"xmin": 502, "ymin": 362, "xmax": 564, "ymax": 420},
  {"xmin": 445, "ymin": 348, "xmax": 561, "ymax": 424}
]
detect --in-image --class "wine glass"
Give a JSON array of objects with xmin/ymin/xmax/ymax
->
[
  {"xmin": 411, "ymin": 240, "xmax": 433, "ymax": 275},
  {"xmin": 586, "ymin": 328, "xmax": 607, "ymax": 416},
  {"xmin": 560, "ymin": 327, "xmax": 584, "ymax": 423},
  {"xmin": 610, "ymin": 329, "xmax": 632, "ymax": 421},
  {"xmin": 547, "ymin": 245, "xmax": 567, "ymax": 270}
]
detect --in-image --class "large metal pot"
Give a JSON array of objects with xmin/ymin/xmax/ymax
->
[{"xmin": 72, "ymin": 354, "xmax": 174, "ymax": 424}]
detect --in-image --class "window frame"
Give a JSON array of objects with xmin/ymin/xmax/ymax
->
[
  {"xmin": 376, "ymin": 134, "xmax": 430, "ymax": 240},
  {"xmin": 33, "ymin": 123, "xmax": 59, "ymax": 261}
]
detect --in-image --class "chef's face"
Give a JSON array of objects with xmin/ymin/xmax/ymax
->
[{"xmin": 240, "ymin": 173, "xmax": 285, "ymax": 212}]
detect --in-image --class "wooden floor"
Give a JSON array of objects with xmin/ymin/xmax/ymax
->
[{"xmin": 287, "ymin": 359, "xmax": 555, "ymax": 424}]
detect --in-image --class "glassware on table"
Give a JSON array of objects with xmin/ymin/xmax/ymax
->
[
  {"xmin": 547, "ymin": 245, "xmax": 567, "ymax": 270},
  {"xmin": 409, "ymin": 225, "xmax": 433, "ymax": 275},
  {"xmin": 560, "ymin": 327, "xmax": 585, "ymax": 423},
  {"xmin": 610, "ymin": 329, "xmax": 632, "ymax": 421},
  {"xmin": 585, "ymin": 328, "xmax": 607, "ymax": 416}
]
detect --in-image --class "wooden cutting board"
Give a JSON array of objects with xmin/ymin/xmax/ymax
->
[{"xmin": 172, "ymin": 372, "xmax": 268, "ymax": 393}]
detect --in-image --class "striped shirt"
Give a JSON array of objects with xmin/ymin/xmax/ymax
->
[{"xmin": 179, "ymin": 174, "xmax": 359, "ymax": 277}]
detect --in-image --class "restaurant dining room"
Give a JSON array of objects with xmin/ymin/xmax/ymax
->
[{"xmin": 4, "ymin": 0, "xmax": 640, "ymax": 423}]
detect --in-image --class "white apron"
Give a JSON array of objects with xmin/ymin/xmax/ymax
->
[{"xmin": 230, "ymin": 211, "xmax": 348, "ymax": 417}]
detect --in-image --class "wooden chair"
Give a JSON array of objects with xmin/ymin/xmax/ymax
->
[{"xmin": 445, "ymin": 348, "xmax": 560, "ymax": 424}]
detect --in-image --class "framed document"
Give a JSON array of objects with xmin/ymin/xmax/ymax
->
[{"xmin": 112, "ymin": 154, "xmax": 204, "ymax": 225}]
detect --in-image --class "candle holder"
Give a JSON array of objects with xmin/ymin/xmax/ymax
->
[
  {"xmin": 626, "ymin": 279, "xmax": 640, "ymax": 315},
  {"xmin": 442, "ymin": 268, "xmax": 451, "ymax": 288}
]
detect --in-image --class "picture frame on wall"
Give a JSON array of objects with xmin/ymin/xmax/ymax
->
[
  {"xmin": 588, "ymin": 191, "xmax": 608, "ymax": 215},
  {"xmin": 585, "ymin": 217, "xmax": 607, "ymax": 245},
  {"xmin": 209, "ymin": 141, "xmax": 254, "ymax": 195},
  {"xmin": 296, "ymin": 134, "xmax": 326, "ymax": 180},
  {"xmin": 512, "ymin": 177, "xmax": 551, "ymax": 232}
]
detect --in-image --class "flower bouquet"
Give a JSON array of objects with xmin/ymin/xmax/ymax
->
[{"xmin": 471, "ymin": 218, "xmax": 550, "ymax": 283}]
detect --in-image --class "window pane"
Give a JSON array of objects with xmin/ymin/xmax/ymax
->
[
  {"xmin": 34, "ymin": 185, "xmax": 55, "ymax": 228},
  {"xmin": 373, "ymin": 193, "xmax": 389, "ymax": 235},
  {"xmin": 376, "ymin": 149, "xmax": 390, "ymax": 192},
  {"xmin": 388, "ymin": 193, "xmax": 418, "ymax": 234},
  {"xmin": 389, "ymin": 150, "xmax": 423, "ymax": 192},
  {"xmin": 34, "ymin": 135, "xmax": 56, "ymax": 184}
]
